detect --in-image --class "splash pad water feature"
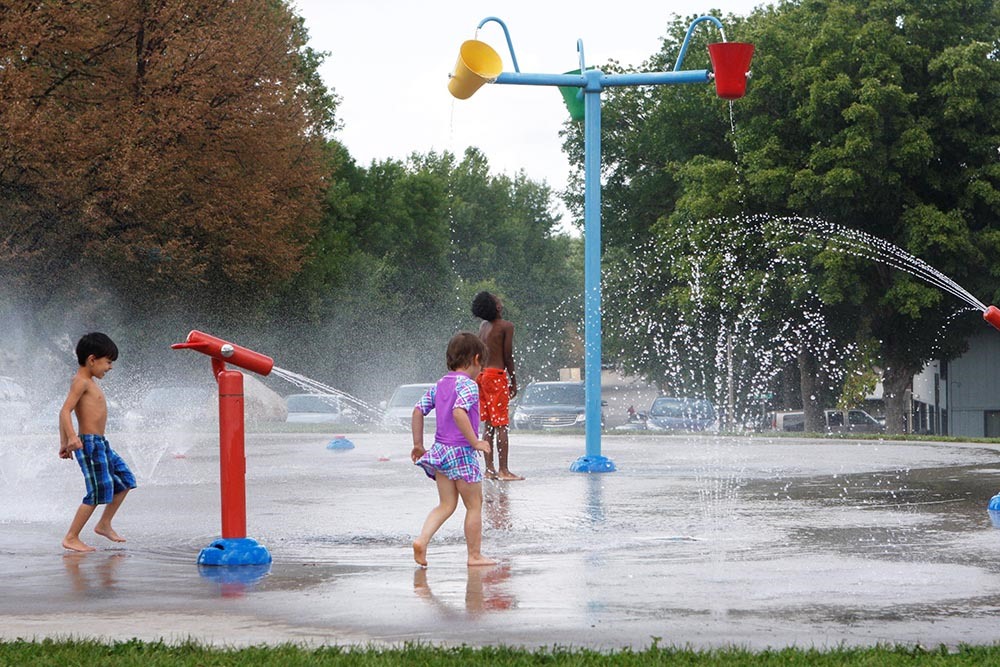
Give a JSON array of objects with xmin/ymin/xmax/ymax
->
[
  {"xmin": 449, "ymin": 15, "xmax": 754, "ymax": 473},
  {"xmin": 171, "ymin": 330, "xmax": 274, "ymax": 566}
]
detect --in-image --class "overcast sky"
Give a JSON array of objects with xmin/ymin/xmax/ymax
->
[{"xmin": 291, "ymin": 1, "xmax": 764, "ymax": 227}]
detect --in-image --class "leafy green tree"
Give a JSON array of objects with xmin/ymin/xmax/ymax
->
[
  {"xmin": 447, "ymin": 148, "xmax": 583, "ymax": 379},
  {"xmin": 566, "ymin": 2, "xmax": 1000, "ymax": 434},
  {"xmin": 736, "ymin": 0, "xmax": 1000, "ymax": 432},
  {"xmin": 266, "ymin": 147, "xmax": 582, "ymax": 403}
]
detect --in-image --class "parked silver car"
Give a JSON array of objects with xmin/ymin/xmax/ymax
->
[
  {"xmin": 512, "ymin": 381, "xmax": 604, "ymax": 430},
  {"xmin": 381, "ymin": 383, "xmax": 435, "ymax": 432},
  {"xmin": 285, "ymin": 393, "xmax": 359, "ymax": 426},
  {"xmin": 644, "ymin": 396, "xmax": 718, "ymax": 432}
]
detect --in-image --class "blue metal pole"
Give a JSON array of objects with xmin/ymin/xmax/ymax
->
[
  {"xmin": 570, "ymin": 70, "xmax": 615, "ymax": 474},
  {"xmin": 455, "ymin": 15, "xmax": 738, "ymax": 473},
  {"xmin": 584, "ymin": 73, "xmax": 602, "ymax": 459},
  {"xmin": 494, "ymin": 70, "xmax": 709, "ymax": 88}
]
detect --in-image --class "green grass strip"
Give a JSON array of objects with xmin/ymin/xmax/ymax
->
[{"xmin": 3, "ymin": 640, "xmax": 1000, "ymax": 666}]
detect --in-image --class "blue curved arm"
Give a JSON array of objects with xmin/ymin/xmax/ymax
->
[
  {"xmin": 577, "ymin": 38, "xmax": 586, "ymax": 73},
  {"xmin": 476, "ymin": 16, "xmax": 520, "ymax": 73},
  {"xmin": 674, "ymin": 16, "xmax": 726, "ymax": 72}
]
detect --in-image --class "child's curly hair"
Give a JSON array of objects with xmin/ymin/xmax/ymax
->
[{"xmin": 471, "ymin": 291, "xmax": 498, "ymax": 321}]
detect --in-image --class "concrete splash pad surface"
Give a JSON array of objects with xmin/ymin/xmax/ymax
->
[{"xmin": 3, "ymin": 431, "xmax": 1000, "ymax": 649}]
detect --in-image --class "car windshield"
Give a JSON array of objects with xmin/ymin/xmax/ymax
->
[
  {"xmin": 287, "ymin": 394, "xmax": 340, "ymax": 413},
  {"xmin": 522, "ymin": 383, "xmax": 585, "ymax": 406},
  {"xmin": 649, "ymin": 397, "xmax": 715, "ymax": 419},
  {"xmin": 388, "ymin": 385, "xmax": 432, "ymax": 408}
]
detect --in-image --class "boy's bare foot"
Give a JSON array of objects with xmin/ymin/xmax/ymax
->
[
  {"xmin": 497, "ymin": 470, "xmax": 525, "ymax": 481},
  {"xmin": 413, "ymin": 540, "xmax": 428, "ymax": 567},
  {"xmin": 94, "ymin": 525, "xmax": 126, "ymax": 543},
  {"xmin": 484, "ymin": 468, "xmax": 499, "ymax": 480},
  {"xmin": 468, "ymin": 554, "xmax": 497, "ymax": 567},
  {"xmin": 62, "ymin": 537, "xmax": 96, "ymax": 552}
]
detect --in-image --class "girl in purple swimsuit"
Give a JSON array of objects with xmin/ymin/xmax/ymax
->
[{"xmin": 411, "ymin": 332, "xmax": 495, "ymax": 567}]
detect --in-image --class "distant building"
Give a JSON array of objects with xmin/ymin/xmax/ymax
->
[
  {"xmin": 910, "ymin": 360, "xmax": 946, "ymax": 436},
  {"xmin": 940, "ymin": 331, "xmax": 1000, "ymax": 438},
  {"xmin": 910, "ymin": 331, "xmax": 1000, "ymax": 437}
]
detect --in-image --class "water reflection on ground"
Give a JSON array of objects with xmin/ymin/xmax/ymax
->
[{"xmin": 2, "ymin": 432, "xmax": 1000, "ymax": 649}]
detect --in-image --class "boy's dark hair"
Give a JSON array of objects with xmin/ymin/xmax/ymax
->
[
  {"xmin": 471, "ymin": 291, "xmax": 499, "ymax": 321},
  {"xmin": 76, "ymin": 332, "xmax": 119, "ymax": 366},
  {"xmin": 446, "ymin": 332, "xmax": 487, "ymax": 371}
]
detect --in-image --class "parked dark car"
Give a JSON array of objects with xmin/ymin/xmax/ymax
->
[
  {"xmin": 512, "ymin": 381, "xmax": 604, "ymax": 430},
  {"xmin": 644, "ymin": 396, "xmax": 718, "ymax": 432}
]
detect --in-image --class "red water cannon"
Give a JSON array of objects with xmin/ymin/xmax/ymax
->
[
  {"xmin": 171, "ymin": 330, "xmax": 274, "ymax": 377},
  {"xmin": 984, "ymin": 306, "xmax": 1000, "ymax": 331},
  {"xmin": 171, "ymin": 330, "xmax": 273, "ymax": 567}
]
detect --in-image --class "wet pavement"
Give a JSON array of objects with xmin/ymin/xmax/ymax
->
[{"xmin": 4, "ymin": 430, "xmax": 1000, "ymax": 649}]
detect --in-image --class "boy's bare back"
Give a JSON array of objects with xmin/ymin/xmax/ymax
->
[{"xmin": 479, "ymin": 318, "xmax": 514, "ymax": 369}]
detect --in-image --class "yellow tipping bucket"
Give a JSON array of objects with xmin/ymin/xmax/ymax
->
[{"xmin": 448, "ymin": 40, "xmax": 503, "ymax": 99}]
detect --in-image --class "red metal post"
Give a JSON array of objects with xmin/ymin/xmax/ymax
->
[{"xmin": 216, "ymin": 369, "xmax": 247, "ymax": 539}]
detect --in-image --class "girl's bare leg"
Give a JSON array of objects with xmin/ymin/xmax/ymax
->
[
  {"xmin": 95, "ymin": 489, "xmax": 129, "ymax": 542},
  {"xmin": 457, "ymin": 480, "xmax": 495, "ymax": 566},
  {"xmin": 413, "ymin": 473, "xmax": 458, "ymax": 566},
  {"xmin": 63, "ymin": 504, "xmax": 98, "ymax": 552}
]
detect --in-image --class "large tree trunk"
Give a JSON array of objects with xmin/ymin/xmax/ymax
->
[
  {"xmin": 798, "ymin": 346, "xmax": 825, "ymax": 432},
  {"xmin": 883, "ymin": 364, "xmax": 916, "ymax": 435}
]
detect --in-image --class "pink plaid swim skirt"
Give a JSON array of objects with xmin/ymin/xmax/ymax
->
[{"xmin": 415, "ymin": 442, "xmax": 483, "ymax": 484}]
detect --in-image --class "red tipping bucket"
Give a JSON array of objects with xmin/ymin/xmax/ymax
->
[
  {"xmin": 984, "ymin": 306, "xmax": 1000, "ymax": 331},
  {"xmin": 708, "ymin": 42, "xmax": 755, "ymax": 100}
]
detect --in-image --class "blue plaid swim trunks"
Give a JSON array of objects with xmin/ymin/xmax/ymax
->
[
  {"xmin": 416, "ymin": 442, "xmax": 483, "ymax": 484},
  {"xmin": 74, "ymin": 434, "xmax": 137, "ymax": 505}
]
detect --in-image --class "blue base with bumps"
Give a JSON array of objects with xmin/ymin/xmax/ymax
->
[
  {"xmin": 197, "ymin": 537, "xmax": 272, "ymax": 566},
  {"xmin": 570, "ymin": 455, "xmax": 616, "ymax": 473}
]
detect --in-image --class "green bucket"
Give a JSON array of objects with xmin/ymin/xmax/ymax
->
[{"xmin": 558, "ymin": 69, "xmax": 587, "ymax": 121}]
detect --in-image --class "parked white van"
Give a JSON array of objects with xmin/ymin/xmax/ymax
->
[{"xmin": 767, "ymin": 409, "xmax": 883, "ymax": 434}]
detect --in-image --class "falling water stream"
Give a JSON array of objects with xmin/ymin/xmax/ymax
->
[{"xmin": 762, "ymin": 215, "xmax": 987, "ymax": 312}]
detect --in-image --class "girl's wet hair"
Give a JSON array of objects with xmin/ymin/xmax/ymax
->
[
  {"xmin": 471, "ymin": 291, "xmax": 499, "ymax": 321},
  {"xmin": 446, "ymin": 332, "xmax": 487, "ymax": 370},
  {"xmin": 76, "ymin": 332, "xmax": 119, "ymax": 366}
]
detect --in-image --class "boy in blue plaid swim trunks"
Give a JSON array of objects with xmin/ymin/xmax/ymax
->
[
  {"xmin": 411, "ymin": 332, "xmax": 495, "ymax": 568},
  {"xmin": 58, "ymin": 332, "xmax": 136, "ymax": 552}
]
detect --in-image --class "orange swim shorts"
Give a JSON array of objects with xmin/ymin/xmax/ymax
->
[{"xmin": 477, "ymin": 367, "xmax": 510, "ymax": 427}]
